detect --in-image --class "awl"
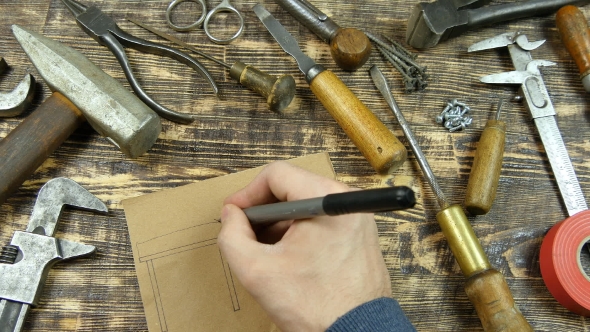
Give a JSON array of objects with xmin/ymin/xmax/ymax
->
[{"xmin": 253, "ymin": 4, "xmax": 407, "ymax": 174}]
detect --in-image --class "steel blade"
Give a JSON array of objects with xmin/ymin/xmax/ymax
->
[
  {"xmin": 535, "ymin": 117, "xmax": 587, "ymax": 216},
  {"xmin": 252, "ymin": 4, "xmax": 315, "ymax": 75}
]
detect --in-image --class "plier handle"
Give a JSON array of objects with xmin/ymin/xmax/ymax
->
[{"xmin": 61, "ymin": 0, "xmax": 218, "ymax": 124}]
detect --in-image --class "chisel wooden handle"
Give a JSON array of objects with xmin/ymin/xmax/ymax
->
[
  {"xmin": 0, "ymin": 92, "xmax": 85, "ymax": 205},
  {"xmin": 465, "ymin": 269, "xmax": 533, "ymax": 332},
  {"xmin": 556, "ymin": 5, "xmax": 590, "ymax": 92},
  {"xmin": 464, "ymin": 119, "xmax": 506, "ymax": 215},
  {"xmin": 309, "ymin": 70, "xmax": 407, "ymax": 173}
]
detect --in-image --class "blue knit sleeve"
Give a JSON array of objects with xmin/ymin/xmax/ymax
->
[{"xmin": 326, "ymin": 297, "xmax": 416, "ymax": 332}]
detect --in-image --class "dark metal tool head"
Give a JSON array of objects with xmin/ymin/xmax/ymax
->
[
  {"xmin": 406, "ymin": 0, "xmax": 491, "ymax": 49},
  {"xmin": 12, "ymin": 24, "xmax": 161, "ymax": 158},
  {"xmin": 0, "ymin": 58, "xmax": 36, "ymax": 118}
]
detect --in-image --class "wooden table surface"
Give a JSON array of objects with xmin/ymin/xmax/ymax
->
[{"xmin": 1, "ymin": 0, "xmax": 589, "ymax": 331}]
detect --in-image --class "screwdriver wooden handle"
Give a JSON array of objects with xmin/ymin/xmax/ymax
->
[
  {"xmin": 437, "ymin": 205, "xmax": 532, "ymax": 332},
  {"xmin": 309, "ymin": 70, "xmax": 407, "ymax": 173},
  {"xmin": 464, "ymin": 119, "xmax": 506, "ymax": 215},
  {"xmin": 465, "ymin": 269, "xmax": 533, "ymax": 332},
  {"xmin": 0, "ymin": 92, "xmax": 85, "ymax": 205},
  {"xmin": 330, "ymin": 28, "xmax": 373, "ymax": 71},
  {"xmin": 229, "ymin": 61, "xmax": 296, "ymax": 112},
  {"xmin": 556, "ymin": 5, "xmax": 590, "ymax": 91}
]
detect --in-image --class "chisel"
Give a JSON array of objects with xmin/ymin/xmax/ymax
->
[
  {"xmin": 253, "ymin": 4, "xmax": 407, "ymax": 174},
  {"xmin": 464, "ymin": 99, "xmax": 506, "ymax": 215},
  {"xmin": 556, "ymin": 5, "xmax": 590, "ymax": 92},
  {"xmin": 127, "ymin": 18, "xmax": 297, "ymax": 112}
]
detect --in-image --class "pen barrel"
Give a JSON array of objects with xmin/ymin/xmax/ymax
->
[
  {"xmin": 464, "ymin": 120, "xmax": 506, "ymax": 215},
  {"xmin": 308, "ymin": 70, "xmax": 407, "ymax": 174},
  {"xmin": 229, "ymin": 61, "xmax": 296, "ymax": 112},
  {"xmin": 246, "ymin": 197, "xmax": 325, "ymax": 225}
]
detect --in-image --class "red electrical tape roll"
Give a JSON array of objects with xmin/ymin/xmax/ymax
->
[{"xmin": 540, "ymin": 210, "xmax": 590, "ymax": 316}]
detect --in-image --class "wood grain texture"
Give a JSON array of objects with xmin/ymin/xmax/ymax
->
[{"xmin": 0, "ymin": 0, "xmax": 589, "ymax": 331}]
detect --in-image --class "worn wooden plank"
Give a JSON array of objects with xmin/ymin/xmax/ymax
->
[{"xmin": 1, "ymin": 0, "xmax": 589, "ymax": 331}]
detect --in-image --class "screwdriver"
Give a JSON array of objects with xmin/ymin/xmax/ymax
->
[
  {"xmin": 556, "ymin": 5, "xmax": 590, "ymax": 92},
  {"xmin": 370, "ymin": 65, "xmax": 532, "ymax": 332},
  {"xmin": 253, "ymin": 4, "xmax": 407, "ymax": 174},
  {"xmin": 127, "ymin": 18, "xmax": 296, "ymax": 112},
  {"xmin": 464, "ymin": 99, "xmax": 506, "ymax": 215},
  {"xmin": 274, "ymin": 0, "xmax": 372, "ymax": 71}
]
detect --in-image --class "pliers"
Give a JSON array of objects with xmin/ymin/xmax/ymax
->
[{"xmin": 60, "ymin": 0, "xmax": 218, "ymax": 124}]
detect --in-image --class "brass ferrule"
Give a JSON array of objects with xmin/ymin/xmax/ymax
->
[{"xmin": 436, "ymin": 204, "xmax": 491, "ymax": 278}]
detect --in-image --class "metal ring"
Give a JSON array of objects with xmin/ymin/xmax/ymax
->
[
  {"xmin": 203, "ymin": 2, "xmax": 244, "ymax": 44},
  {"xmin": 166, "ymin": 0, "xmax": 207, "ymax": 32}
]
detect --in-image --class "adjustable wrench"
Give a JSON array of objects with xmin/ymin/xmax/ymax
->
[{"xmin": 0, "ymin": 178, "xmax": 108, "ymax": 331}]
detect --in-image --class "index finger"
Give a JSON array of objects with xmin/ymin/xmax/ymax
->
[{"xmin": 224, "ymin": 161, "xmax": 349, "ymax": 209}]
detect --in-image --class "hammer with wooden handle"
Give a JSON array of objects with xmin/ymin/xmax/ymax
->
[{"xmin": 0, "ymin": 25, "xmax": 161, "ymax": 206}]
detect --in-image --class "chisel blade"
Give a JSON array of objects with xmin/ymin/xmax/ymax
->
[{"xmin": 253, "ymin": 3, "xmax": 315, "ymax": 75}]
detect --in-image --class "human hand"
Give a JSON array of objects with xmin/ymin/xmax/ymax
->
[{"xmin": 217, "ymin": 161, "xmax": 392, "ymax": 332}]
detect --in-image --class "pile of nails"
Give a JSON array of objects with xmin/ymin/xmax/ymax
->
[
  {"xmin": 366, "ymin": 32, "xmax": 428, "ymax": 93},
  {"xmin": 436, "ymin": 99, "xmax": 473, "ymax": 132}
]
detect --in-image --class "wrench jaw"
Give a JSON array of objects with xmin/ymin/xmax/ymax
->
[
  {"xmin": 0, "ymin": 58, "xmax": 36, "ymax": 118},
  {"xmin": 0, "ymin": 177, "xmax": 106, "ymax": 332},
  {"xmin": 26, "ymin": 177, "xmax": 108, "ymax": 237}
]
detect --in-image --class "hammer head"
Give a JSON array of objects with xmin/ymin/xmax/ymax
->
[
  {"xmin": 406, "ymin": 0, "xmax": 492, "ymax": 49},
  {"xmin": 25, "ymin": 177, "xmax": 107, "ymax": 237},
  {"xmin": 11, "ymin": 25, "xmax": 161, "ymax": 158}
]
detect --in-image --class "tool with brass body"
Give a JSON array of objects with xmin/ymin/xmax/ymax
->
[
  {"xmin": 273, "ymin": 0, "xmax": 372, "ymax": 71},
  {"xmin": 470, "ymin": 31, "xmax": 590, "ymax": 316},
  {"xmin": 60, "ymin": 0, "xmax": 218, "ymax": 124},
  {"xmin": 0, "ymin": 57, "xmax": 35, "ymax": 117},
  {"xmin": 556, "ymin": 5, "xmax": 590, "ymax": 92},
  {"xmin": 370, "ymin": 65, "xmax": 532, "ymax": 332},
  {"xmin": 253, "ymin": 4, "xmax": 407, "ymax": 174},
  {"xmin": 166, "ymin": 0, "xmax": 244, "ymax": 44},
  {"xmin": 128, "ymin": 19, "xmax": 296, "ymax": 112},
  {"xmin": 407, "ymin": 0, "xmax": 590, "ymax": 49},
  {"xmin": 0, "ymin": 177, "xmax": 108, "ymax": 332},
  {"xmin": 0, "ymin": 25, "xmax": 160, "ymax": 206},
  {"xmin": 464, "ymin": 99, "xmax": 506, "ymax": 215}
]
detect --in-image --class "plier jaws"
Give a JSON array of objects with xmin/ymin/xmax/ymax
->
[{"xmin": 61, "ymin": 0, "xmax": 219, "ymax": 124}]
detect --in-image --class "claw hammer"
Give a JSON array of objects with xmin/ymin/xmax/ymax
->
[{"xmin": 0, "ymin": 25, "xmax": 161, "ymax": 206}]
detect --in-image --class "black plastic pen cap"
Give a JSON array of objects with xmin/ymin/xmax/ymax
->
[{"xmin": 322, "ymin": 186, "xmax": 416, "ymax": 215}]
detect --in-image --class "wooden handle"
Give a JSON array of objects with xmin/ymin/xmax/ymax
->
[
  {"xmin": 229, "ymin": 61, "xmax": 296, "ymax": 112},
  {"xmin": 464, "ymin": 120, "xmax": 506, "ymax": 215},
  {"xmin": 556, "ymin": 5, "xmax": 590, "ymax": 77},
  {"xmin": 0, "ymin": 92, "xmax": 85, "ymax": 205},
  {"xmin": 465, "ymin": 269, "xmax": 533, "ymax": 332},
  {"xmin": 309, "ymin": 70, "xmax": 407, "ymax": 174},
  {"xmin": 330, "ymin": 28, "xmax": 372, "ymax": 71}
]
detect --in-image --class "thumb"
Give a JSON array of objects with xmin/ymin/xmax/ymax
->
[{"xmin": 218, "ymin": 204, "xmax": 260, "ymax": 269}]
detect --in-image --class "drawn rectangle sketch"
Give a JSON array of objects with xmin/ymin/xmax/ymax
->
[
  {"xmin": 122, "ymin": 153, "xmax": 336, "ymax": 332},
  {"xmin": 137, "ymin": 222, "xmax": 240, "ymax": 331}
]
